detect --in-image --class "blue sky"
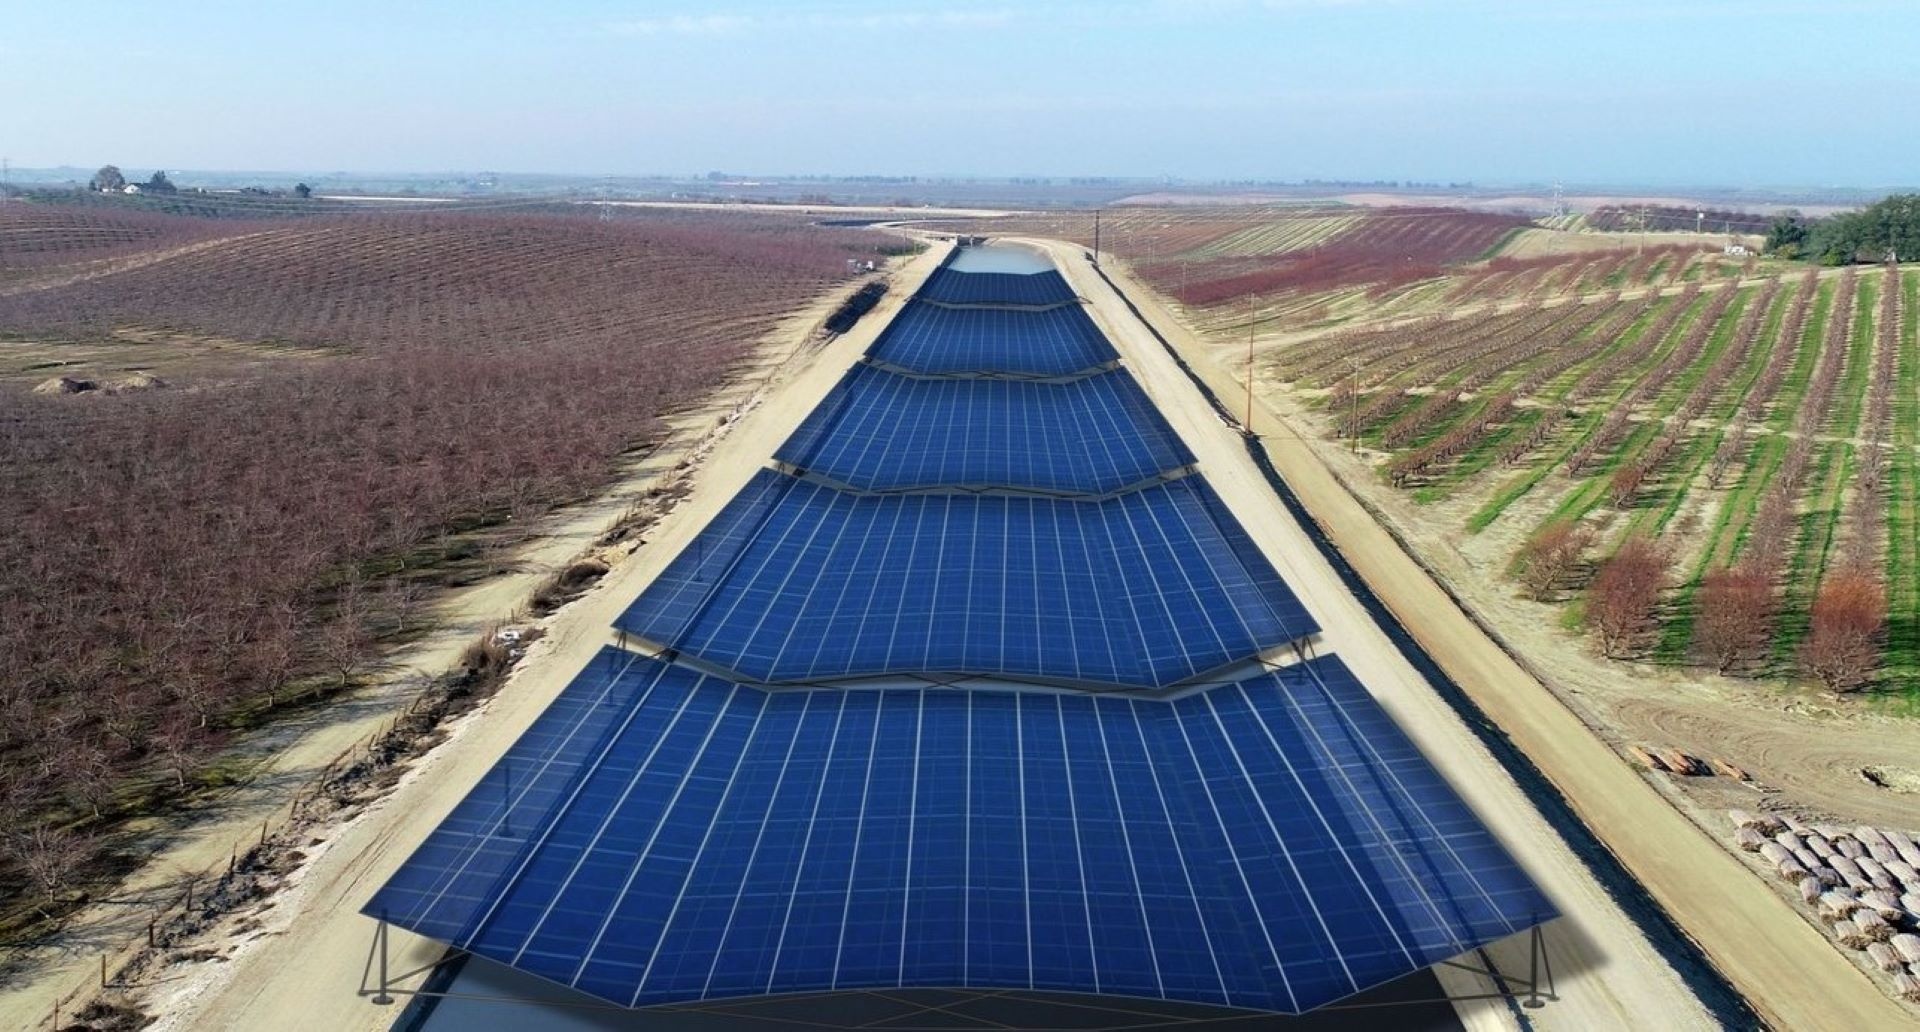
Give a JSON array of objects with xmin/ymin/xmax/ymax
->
[{"xmin": 5, "ymin": 0, "xmax": 1915, "ymax": 186}]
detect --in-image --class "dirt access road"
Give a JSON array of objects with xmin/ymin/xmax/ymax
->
[{"xmin": 1048, "ymin": 239, "xmax": 1913, "ymax": 1030}]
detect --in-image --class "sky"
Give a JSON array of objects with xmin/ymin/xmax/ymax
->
[{"xmin": 4, "ymin": 0, "xmax": 1916, "ymax": 187}]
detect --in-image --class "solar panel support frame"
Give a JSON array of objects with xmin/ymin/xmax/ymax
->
[{"xmin": 356, "ymin": 919, "xmax": 1562, "ymax": 1018}]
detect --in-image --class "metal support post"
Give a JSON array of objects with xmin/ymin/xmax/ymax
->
[
  {"xmin": 1524, "ymin": 924, "xmax": 1552, "ymax": 1008},
  {"xmin": 371, "ymin": 919, "xmax": 394, "ymax": 1005}
]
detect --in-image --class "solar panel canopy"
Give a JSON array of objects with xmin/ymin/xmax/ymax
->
[
  {"xmin": 613, "ymin": 470, "xmax": 1314, "ymax": 689},
  {"xmin": 777, "ymin": 365, "xmax": 1194, "ymax": 495},
  {"xmin": 918, "ymin": 267, "xmax": 1080, "ymax": 306},
  {"xmin": 869, "ymin": 300, "xmax": 1115, "ymax": 377},
  {"xmin": 366, "ymin": 249, "xmax": 1554, "ymax": 1017},
  {"xmin": 366, "ymin": 650, "xmax": 1554, "ymax": 1014}
]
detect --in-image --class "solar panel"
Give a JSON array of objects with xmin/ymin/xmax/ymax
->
[
  {"xmin": 366, "ymin": 246, "xmax": 1556, "ymax": 1019},
  {"xmin": 776, "ymin": 365, "xmax": 1194, "ymax": 495},
  {"xmin": 365, "ymin": 650, "xmax": 1554, "ymax": 1014},
  {"xmin": 868, "ymin": 300, "xmax": 1115, "ymax": 377},
  {"xmin": 919, "ymin": 267, "xmax": 1080, "ymax": 306},
  {"xmin": 613, "ymin": 470, "xmax": 1317, "ymax": 689}
]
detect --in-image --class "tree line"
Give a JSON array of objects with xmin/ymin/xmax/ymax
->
[{"xmin": 1765, "ymin": 194, "xmax": 1920, "ymax": 264}]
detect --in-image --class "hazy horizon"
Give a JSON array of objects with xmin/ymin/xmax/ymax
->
[{"xmin": 7, "ymin": 1, "xmax": 1918, "ymax": 187}]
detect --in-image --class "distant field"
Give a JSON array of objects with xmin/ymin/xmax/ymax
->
[
  {"xmin": 1274, "ymin": 263, "xmax": 1916, "ymax": 702},
  {"xmin": 0, "ymin": 203, "xmax": 255, "ymax": 276},
  {"xmin": 0, "ymin": 201, "xmax": 896, "ymax": 925},
  {"xmin": 930, "ymin": 205, "xmax": 1533, "ymax": 306}
]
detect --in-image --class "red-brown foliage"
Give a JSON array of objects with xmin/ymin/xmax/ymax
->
[
  {"xmin": 1693, "ymin": 565, "xmax": 1775, "ymax": 673},
  {"xmin": 1514, "ymin": 522, "xmax": 1592, "ymax": 602},
  {"xmin": 1158, "ymin": 208, "xmax": 1528, "ymax": 306},
  {"xmin": 1588, "ymin": 537, "xmax": 1670, "ymax": 658},
  {"xmin": 1801, "ymin": 570, "xmax": 1887, "ymax": 692}
]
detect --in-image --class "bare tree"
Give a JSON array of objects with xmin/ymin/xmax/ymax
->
[
  {"xmin": 1693, "ymin": 565, "xmax": 1773, "ymax": 674},
  {"xmin": 1588, "ymin": 536, "xmax": 1670, "ymax": 658},
  {"xmin": 1515, "ymin": 522, "xmax": 1591, "ymax": 602},
  {"xmin": 5, "ymin": 825, "xmax": 95, "ymax": 914}
]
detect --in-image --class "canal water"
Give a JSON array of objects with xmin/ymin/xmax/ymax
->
[{"xmin": 945, "ymin": 242, "xmax": 1054, "ymax": 274}]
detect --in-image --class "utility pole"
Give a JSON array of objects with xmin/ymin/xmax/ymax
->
[{"xmin": 1092, "ymin": 210, "xmax": 1101, "ymax": 266}]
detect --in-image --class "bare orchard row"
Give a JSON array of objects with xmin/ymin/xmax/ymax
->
[{"xmin": 1275, "ymin": 266, "xmax": 1918, "ymax": 702}]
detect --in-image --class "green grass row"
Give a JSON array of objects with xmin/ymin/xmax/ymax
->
[{"xmin": 1462, "ymin": 298, "xmax": 1679, "ymax": 531}]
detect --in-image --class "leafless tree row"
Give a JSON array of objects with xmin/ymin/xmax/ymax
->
[
  {"xmin": 1703, "ymin": 278, "xmax": 1788, "ymax": 487},
  {"xmin": 1560, "ymin": 283, "xmax": 1698, "ymax": 410},
  {"xmin": 1494, "ymin": 293, "xmax": 1662, "ymax": 467},
  {"xmin": 1803, "ymin": 265, "xmax": 1900, "ymax": 691},
  {"xmin": 1563, "ymin": 284, "xmax": 1705, "ymax": 476},
  {"xmin": 1694, "ymin": 270, "xmax": 1869, "ymax": 682},
  {"xmin": 1835, "ymin": 264, "xmax": 1902, "ymax": 568},
  {"xmin": 0, "ymin": 209, "xmax": 878, "ymax": 905},
  {"xmin": 1601, "ymin": 284, "xmax": 1743, "ymax": 507},
  {"xmin": 1167, "ymin": 209, "xmax": 1529, "ymax": 305},
  {"xmin": 1743, "ymin": 270, "xmax": 1822, "ymax": 421},
  {"xmin": 1384, "ymin": 392, "xmax": 1517, "ymax": 486},
  {"xmin": 1509, "ymin": 292, "xmax": 1637, "ymax": 395},
  {"xmin": 0, "ymin": 205, "xmax": 253, "ymax": 273},
  {"xmin": 1347, "ymin": 305, "xmax": 1559, "ymax": 434}
]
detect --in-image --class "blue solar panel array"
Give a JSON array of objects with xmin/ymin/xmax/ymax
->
[
  {"xmin": 366, "ymin": 649, "xmax": 1554, "ymax": 1014},
  {"xmin": 777, "ymin": 365, "xmax": 1194, "ymax": 495},
  {"xmin": 366, "ymin": 252, "xmax": 1553, "ymax": 1017},
  {"xmin": 614, "ymin": 469, "xmax": 1313, "ymax": 689},
  {"xmin": 919, "ymin": 267, "xmax": 1080, "ymax": 306},
  {"xmin": 869, "ymin": 301, "xmax": 1115, "ymax": 377}
]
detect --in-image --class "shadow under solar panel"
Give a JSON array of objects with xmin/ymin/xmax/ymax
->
[
  {"xmin": 776, "ymin": 365, "xmax": 1195, "ymax": 495},
  {"xmin": 612, "ymin": 470, "xmax": 1318, "ymax": 689},
  {"xmin": 364, "ymin": 649, "xmax": 1554, "ymax": 1015}
]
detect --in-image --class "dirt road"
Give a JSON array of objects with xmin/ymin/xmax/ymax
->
[{"xmin": 1057, "ymin": 241, "xmax": 1913, "ymax": 1030}]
